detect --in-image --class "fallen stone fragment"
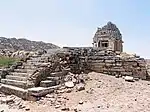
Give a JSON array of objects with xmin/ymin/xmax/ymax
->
[
  {"xmin": 79, "ymin": 100, "xmax": 83, "ymax": 104},
  {"xmin": 97, "ymin": 85, "xmax": 101, "ymax": 88},
  {"xmin": 65, "ymin": 81, "xmax": 74, "ymax": 88},
  {"xmin": 55, "ymin": 105, "xmax": 61, "ymax": 109},
  {"xmin": 66, "ymin": 88, "xmax": 72, "ymax": 93},
  {"xmin": 97, "ymin": 105, "xmax": 101, "ymax": 108},
  {"xmin": 19, "ymin": 105, "xmax": 26, "ymax": 109},
  {"xmin": 134, "ymin": 77, "xmax": 139, "ymax": 81},
  {"xmin": 0, "ymin": 97, "xmax": 14, "ymax": 104},
  {"xmin": 61, "ymin": 107, "xmax": 70, "ymax": 111},
  {"xmin": 115, "ymin": 75, "xmax": 119, "ymax": 78},
  {"xmin": 25, "ymin": 108, "xmax": 30, "ymax": 111},
  {"xmin": 45, "ymin": 94, "xmax": 54, "ymax": 98},
  {"xmin": 124, "ymin": 76, "xmax": 134, "ymax": 82},
  {"xmin": 86, "ymin": 88, "xmax": 94, "ymax": 94},
  {"xmin": 72, "ymin": 78, "xmax": 77, "ymax": 83},
  {"xmin": 57, "ymin": 90, "xmax": 65, "ymax": 94},
  {"xmin": 76, "ymin": 83, "xmax": 85, "ymax": 91}
]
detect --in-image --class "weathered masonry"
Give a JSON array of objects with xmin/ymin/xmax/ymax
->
[
  {"xmin": 93, "ymin": 22, "xmax": 123, "ymax": 52},
  {"xmin": 65, "ymin": 47, "xmax": 147, "ymax": 80}
]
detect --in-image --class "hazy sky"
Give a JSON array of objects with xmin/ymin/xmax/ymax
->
[{"xmin": 0, "ymin": 0, "xmax": 150, "ymax": 58}]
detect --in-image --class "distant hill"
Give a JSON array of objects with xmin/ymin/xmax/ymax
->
[{"xmin": 0, "ymin": 37, "xmax": 59, "ymax": 51}]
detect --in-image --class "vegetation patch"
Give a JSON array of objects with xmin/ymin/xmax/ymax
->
[{"xmin": 0, "ymin": 56, "xmax": 19, "ymax": 67}]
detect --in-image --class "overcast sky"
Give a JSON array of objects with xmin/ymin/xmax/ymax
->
[{"xmin": 0, "ymin": 0, "xmax": 150, "ymax": 58}]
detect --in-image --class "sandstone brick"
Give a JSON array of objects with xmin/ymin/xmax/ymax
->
[{"xmin": 105, "ymin": 60, "xmax": 115, "ymax": 63}]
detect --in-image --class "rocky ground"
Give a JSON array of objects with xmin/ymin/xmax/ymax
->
[{"xmin": 1, "ymin": 72, "xmax": 150, "ymax": 112}]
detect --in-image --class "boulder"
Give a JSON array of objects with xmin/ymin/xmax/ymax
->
[
  {"xmin": 65, "ymin": 81, "xmax": 74, "ymax": 88},
  {"xmin": 124, "ymin": 76, "xmax": 134, "ymax": 82},
  {"xmin": 76, "ymin": 83, "xmax": 85, "ymax": 91}
]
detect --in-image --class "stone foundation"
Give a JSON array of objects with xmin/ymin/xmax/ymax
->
[{"xmin": 65, "ymin": 47, "xmax": 147, "ymax": 79}]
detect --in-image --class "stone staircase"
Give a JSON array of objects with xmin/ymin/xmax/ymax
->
[{"xmin": 0, "ymin": 53, "xmax": 63, "ymax": 100}]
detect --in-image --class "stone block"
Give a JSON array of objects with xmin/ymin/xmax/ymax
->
[
  {"xmin": 105, "ymin": 60, "xmax": 115, "ymax": 63},
  {"xmin": 109, "ymin": 68, "xmax": 125, "ymax": 72},
  {"xmin": 105, "ymin": 63, "xmax": 113, "ymax": 67},
  {"xmin": 1, "ymin": 79, "xmax": 27, "ymax": 89},
  {"xmin": 123, "ymin": 61, "xmax": 137, "ymax": 66},
  {"xmin": 120, "ymin": 72, "xmax": 132, "ymax": 76},
  {"xmin": 27, "ymin": 87, "xmax": 54, "ymax": 97},
  {"xmin": 50, "ymin": 71, "xmax": 66, "ymax": 77},
  {"xmin": 40, "ymin": 80, "xmax": 56, "ymax": 87},
  {"xmin": 90, "ymin": 63, "xmax": 105, "ymax": 67},
  {"xmin": 0, "ymin": 84, "xmax": 28, "ymax": 100},
  {"xmin": 6, "ymin": 75, "xmax": 27, "ymax": 81},
  {"xmin": 10, "ymin": 72, "xmax": 29, "ymax": 77},
  {"xmin": 88, "ymin": 60, "xmax": 104, "ymax": 63}
]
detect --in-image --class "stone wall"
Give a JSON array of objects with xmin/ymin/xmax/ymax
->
[{"xmin": 65, "ymin": 47, "xmax": 147, "ymax": 80}]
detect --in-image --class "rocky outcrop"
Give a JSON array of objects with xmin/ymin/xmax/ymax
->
[{"xmin": 0, "ymin": 37, "xmax": 59, "ymax": 51}]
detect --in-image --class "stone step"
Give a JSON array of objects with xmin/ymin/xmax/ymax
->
[
  {"xmin": 40, "ymin": 80, "xmax": 56, "ymax": 87},
  {"xmin": 0, "ymin": 84, "xmax": 28, "ymax": 99},
  {"xmin": 30, "ymin": 54, "xmax": 41, "ymax": 58},
  {"xmin": 29, "ymin": 58, "xmax": 41, "ymax": 62},
  {"xmin": 0, "ymin": 84, "xmax": 56, "ymax": 100},
  {"xmin": 17, "ymin": 66, "xmax": 24, "ymax": 69},
  {"xmin": 23, "ymin": 65, "xmax": 37, "ymax": 69},
  {"xmin": 1, "ymin": 79, "xmax": 27, "ymax": 89},
  {"xmin": 47, "ymin": 76, "xmax": 61, "ymax": 81},
  {"xmin": 50, "ymin": 71, "xmax": 67, "ymax": 77},
  {"xmin": 14, "ymin": 69, "xmax": 35, "ymax": 73},
  {"xmin": 6, "ymin": 75, "xmax": 28, "ymax": 81},
  {"xmin": 10, "ymin": 72, "xmax": 29, "ymax": 77},
  {"xmin": 27, "ymin": 87, "xmax": 55, "ymax": 98},
  {"xmin": 24, "ymin": 62, "xmax": 49, "ymax": 66},
  {"xmin": 23, "ymin": 63, "xmax": 36, "ymax": 66},
  {"xmin": 27, "ymin": 60, "xmax": 38, "ymax": 62}
]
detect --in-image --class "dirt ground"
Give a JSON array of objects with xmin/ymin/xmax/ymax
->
[{"xmin": 1, "ymin": 72, "xmax": 150, "ymax": 112}]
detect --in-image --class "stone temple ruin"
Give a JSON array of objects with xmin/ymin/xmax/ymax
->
[
  {"xmin": 0, "ymin": 22, "xmax": 149, "ymax": 100},
  {"xmin": 93, "ymin": 22, "xmax": 123, "ymax": 52}
]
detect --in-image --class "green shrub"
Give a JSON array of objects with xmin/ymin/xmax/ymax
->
[{"xmin": 0, "ymin": 56, "xmax": 19, "ymax": 67}]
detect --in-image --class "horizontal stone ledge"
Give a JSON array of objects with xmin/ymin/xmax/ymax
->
[
  {"xmin": 108, "ymin": 69, "xmax": 126, "ymax": 72},
  {"xmin": 90, "ymin": 63, "xmax": 105, "ymax": 66},
  {"xmin": 120, "ymin": 72, "xmax": 133, "ymax": 75},
  {"xmin": 104, "ymin": 60, "xmax": 116, "ymax": 63},
  {"xmin": 87, "ymin": 60, "xmax": 104, "ymax": 63}
]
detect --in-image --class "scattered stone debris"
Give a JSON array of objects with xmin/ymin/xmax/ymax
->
[
  {"xmin": 25, "ymin": 107, "xmax": 30, "ymax": 111},
  {"xmin": 0, "ymin": 97, "xmax": 14, "ymax": 104},
  {"xmin": 61, "ymin": 107, "xmax": 70, "ymax": 111},
  {"xmin": 79, "ymin": 100, "xmax": 84, "ymax": 105},
  {"xmin": 124, "ymin": 76, "xmax": 134, "ymax": 82},
  {"xmin": 76, "ymin": 83, "xmax": 85, "ymax": 91},
  {"xmin": 0, "ymin": 110, "xmax": 4, "ymax": 112},
  {"xmin": 65, "ymin": 81, "xmax": 74, "ymax": 88}
]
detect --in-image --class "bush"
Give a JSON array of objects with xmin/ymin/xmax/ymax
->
[{"xmin": 0, "ymin": 56, "xmax": 19, "ymax": 67}]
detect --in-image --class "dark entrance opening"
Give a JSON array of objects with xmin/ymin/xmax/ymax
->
[{"xmin": 101, "ymin": 40, "xmax": 109, "ymax": 48}]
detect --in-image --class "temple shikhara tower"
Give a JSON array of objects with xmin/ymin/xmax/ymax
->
[{"xmin": 93, "ymin": 22, "xmax": 123, "ymax": 52}]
